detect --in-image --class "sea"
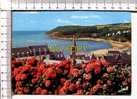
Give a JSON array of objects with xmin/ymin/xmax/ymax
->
[{"xmin": 12, "ymin": 31, "xmax": 112, "ymax": 55}]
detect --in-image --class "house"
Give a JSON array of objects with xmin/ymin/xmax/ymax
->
[
  {"xmin": 12, "ymin": 45, "xmax": 49, "ymax": 57},
  {"xmin": 116, "ymin": 31, "xmax": 121, "ymax": 35},
  {"xmin": 91, "ymin": 33, "xmax": 99, "ymax": 38}
]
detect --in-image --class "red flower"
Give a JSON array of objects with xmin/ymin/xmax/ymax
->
[
  {"xmin": 44, "ymin": 80, "xmax": 51, "ymax": 87},
  {"xmin": 40, "ymin": 89, "xmax": 48, "ymax": 95},
  {"xmin": 16, "ymin": 91, "xmax": 24, "ymax": 94},
  {"xmin": 60, "ymin": 78, "xmax": 66, "ymax": 85},
  {"xmin": 31, "ymin": 78, "xmax": 38, "ymax": 84},
  {"xmin": 75, "ymin": 81, "xmax": 81, "ymax": 89},
  {"xmin": 94, "ymin": 66, "xmax": 101, "ymax": 74},
  {"xmin": 15, "ymin": 87, "xmax": 24, "ymax": 94},
  {"xmin": 85, "ymin": 73, "xmax": 92, "ymax": 81},
  {"xmin": 59, "ymin": 86, "xmax": 68, "ymax": 95},
  {"xmin": 26, "ymin": 57, "xmax": 37, "ymax": 66},
  {"xmin": 12, "ymin": 60, "xmax": 22, "ymax": 67},
  {"xmin": 56, "ymin": 62, "xmax": 63, "ymax": 68},
  {"xmin": 103, "ymin": 73, "xmax": 109, "ymax": 78},
  {"xmin": 20, "ymin": 65, "xmax": 31, "ymax": 72},
  {"xmin": 38, "ymin": 63, "xmax": 46, "ymax": 70},
  {"xmin": 12, "ymin": 60, "xmax": 17, "ymax": 65},
  {"xmin": 45, "ymin": 67, "xmax": 56, "ymax": 79},
  {"xmin": 107, "ymin": 66, "xmax": 114, "ymax": 73},
  {"xmin": 64, "ymin": 80, "xmax": 71, "ymax": 87},
  {"xmin": 15, "ymin": 74, "xmax": 27, "ymax": 81},
  {"xmin": 90, "ymin": 84, "xmax": 101, "ymax": 95},
  {"xmin": 93, "ymin": 60, "xmax": 101, "ymax": 66},
  {"xmin": 15, "ymin": 74, "xmax": 20, "ymax": 81},
  {"xmin": 75, "ymin": 89, "xmax": 83, "ymax": 95},
  {"xmin": 85, "ymin": 63, "xmax": 94, "ymax": 73},
  {"xmin": 35, "ymin": 87, "xmax": 42, "ymax": 94},
  {"xmin": 13, "ymin": 68, "xmax": 20, "ymax": 76},
  {"xmin": 62, "ymin": 60, "xmax": 71, "ymax": 68},
  {"xmin": 20, "ymin": 74, "xmax": 27, "ymax": 80},
  {"xmin": 68, "ymin": 83, "xmax": 75, "ymax": 92},
  {"xmin": 96, "ymin": 79, "xmax": 103, "ymax": 84},
  {"xmin": 70, "ymin": 68, "xmax": 79, "ymax": 77},
  {"xmin": 23, "ymin": 87, "xmax": 30, "ymax": 94},
  {"xmin": 16, "ymin": 81, "xmax": 22, "ymax": 87},
  {"xmin": 82, "ymin": 81, "xmax": 89, "ymax": 88},
  {"xmin": 107, "ymin": 80, "xmax": 112, "ymax": 86},
  {"xmin": 56, "ymin": 67, "xmax": 63, "ymax": 74}
]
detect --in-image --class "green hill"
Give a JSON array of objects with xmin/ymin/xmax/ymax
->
[{"xmin": 47, "ymin": 23, "xmax": 131, "ymax": 42}]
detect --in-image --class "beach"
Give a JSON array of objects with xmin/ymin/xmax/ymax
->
[{"xmin": 90, "ymin": 40, "xmax": 131, "ymax": 56}]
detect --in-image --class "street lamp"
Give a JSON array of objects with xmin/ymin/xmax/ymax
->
[{"xmin": 71, "ymin": 34, "xmax": 78, "ymax": 66}]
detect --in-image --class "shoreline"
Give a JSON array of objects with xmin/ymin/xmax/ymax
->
[{"xmin": 49, "ymin": 36, "xmax": 131, "ymax": 56}]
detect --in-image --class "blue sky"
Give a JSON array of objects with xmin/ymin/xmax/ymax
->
[{"xmin": 12, "ymin": 11, "xmax": 131, "ymax": 31}]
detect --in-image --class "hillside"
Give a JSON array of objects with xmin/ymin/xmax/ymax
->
[{"xmin": 47, "ymin": 23, "xmax": 131, "ymax": 42}]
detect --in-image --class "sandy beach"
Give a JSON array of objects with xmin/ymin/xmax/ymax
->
[{"xmin": 90, "ymin": 39, "xmax": 131, "ymax": 56}]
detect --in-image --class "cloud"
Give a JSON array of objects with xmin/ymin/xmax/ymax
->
[
  {"xmin": 56, "ymin": 19, "xmax": 78, "ymax": 25},
  {"xmin": 57, "ymin": 19, "xmax": 71, "ymax": 24},
  {"xmin": 70, "ymin": 15, "xmax": 101, "ymax": 19},
  {"xmin": 24, "ymin": 12, "xmax": 39, "ymax": 14},
  {"xmin": 123, "ymin": 19, "xmax": 130, "ymax": 23}
]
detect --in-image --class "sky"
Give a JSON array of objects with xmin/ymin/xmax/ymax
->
[{"xmin": 12, "ymin": 11, "xmax": 131, "ymax": 31}]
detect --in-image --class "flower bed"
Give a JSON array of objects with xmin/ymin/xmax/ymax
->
[{"xmin": 12, "ymin": 57, "xmax": 131, "ymax": 95}]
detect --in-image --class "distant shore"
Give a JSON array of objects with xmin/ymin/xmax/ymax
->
[{"xmin": 49, "ymin": 35, "xmax": 131, "ymax": 56}]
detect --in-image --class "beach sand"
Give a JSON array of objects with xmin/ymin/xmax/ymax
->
[{"xmin": 90, "ymin": 40, "xmax": 131, "ymax": 56}]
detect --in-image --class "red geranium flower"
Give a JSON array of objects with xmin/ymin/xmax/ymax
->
[
  {"xmin": 103, "ymin": 73, "xmax": 109, "ymax": 78},
  {"xmin": 70, "ymin": 68, "xmax": 79, "ymax": 77},
  {"xmin": 15, "ymin": 87, "xmax": 24, "ymax": 94},
  {"xmin": 107, "ymin": 66, "xmax": 114, "ymax": 73},
  {"xmin": 94, "ymin": 66, "xmax": 101, "ymax": 74},
  {"xmin": 16, "ymin": 81, "xmax": 22, "ymax": 87},
  {"xmin": 68, "ymin": 83, "xmax": 75, "ymax": 92},
  {"xmin": 26, "ymin": 57, "xmax": 37, "ymax": 66},
  {"xmin": 23, "ymin": 87, "xmax": 30, "ymax": 94},
  {"xmin": 45, "ymin": 67, "xmax": 56, "ymax": 79},
  {"xmin": 85, "ymin": 73, "xmax": 92, "ymax": 81},
  {"xmin": 94, "ymin": 60, "xmax": 101, "ymax": 66},
  {"xmin": 44, "ymin": 80, "xmax": 51, "ymax": 87},
  {"xmin": 15, "ymin": 74, "xmax": 27, "ymax": 81},
  {"xmin": 85, "ymin": 63, "xmax": 94, "ymax": 73},
  {"xmin": 35, "ymin": 87, "xmax": 42, "ymax": 94},
  {"xmin": 75, "ymin": 81, "xmax": 82, "ymax": 90},
  {"xmin": 90, "ymin": 84, "xmax": 101, "ymax": 95},
  {"xmin": 64, "ymin": 80, "xmax": 71, "ymax": 87},
  {"xmin": 38, "ymin": 63, "xmax": 46, "ymax": 70},
  {"xmin": 75, "ymin": 89, "xmax": 83, "ymax": 95},
  {"xmin": 40, "ymin": 89, "xmax": 48, "ymax": 95},
  {"xmin": 20, "ymin": 74, "xmax": 27, "ymax": 80},
  {"xmin": 59, "ymin": 86, "xmax": 68, "ymax": 95},
  {"xmin": 13, "ymin": 68, "xmax": 20, "ymax": 76},
  {"xmin": 31, "ymin": 78, "xmax": 39, "ymax": 84},
  {"xmin": 56, "ymin": 67, "xmax": 63, "ymax": 74},
  {"xmin": 20, "ymin": 65, "xmax": 31, "ymax": 72},
  {"xmin": 107, "ymin": 80, "xmax": 112, "ymax": 86},
  {"xmin": 60, "ymin": 78, "xmax": 66, "ymax": 85}
]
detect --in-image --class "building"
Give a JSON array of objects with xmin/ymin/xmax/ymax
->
[{"xmin": 12, "ymin": 45, "xmax": 49, "ymax": 57}]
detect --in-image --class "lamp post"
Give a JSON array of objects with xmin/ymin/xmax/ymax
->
[{"xmin": 71, "ymin": 35, "xmax": 77, "ymax": 66}]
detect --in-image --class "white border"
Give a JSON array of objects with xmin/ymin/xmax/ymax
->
[{"xmin": 12, "ymin": 11, "xmax": 137, "ymax": 99}]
